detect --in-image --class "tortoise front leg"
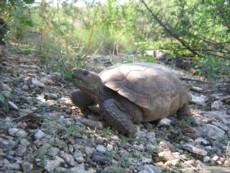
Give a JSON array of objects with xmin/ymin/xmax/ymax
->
[{"xmin": 102, "ymin": 99, "xmax": 137, "ymax": 137}]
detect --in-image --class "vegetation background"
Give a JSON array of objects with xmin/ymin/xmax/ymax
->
[{"xmin": 0, "ymin": 0, "xmax": 229, "ymax": 80}]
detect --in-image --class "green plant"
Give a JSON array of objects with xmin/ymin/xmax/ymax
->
[
  {"xmin": 0, "ymin": 91, "xmax": 9, "ymax": 114},
  {"xmin": 197, "ymin": 56, "xmax": 230, "ymax": 80}
]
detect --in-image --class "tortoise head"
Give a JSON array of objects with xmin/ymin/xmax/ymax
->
[{"xmin": 72, "ymin": 68, "xmax": 103, "ymax": 92}]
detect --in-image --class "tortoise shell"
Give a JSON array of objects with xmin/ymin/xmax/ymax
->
[{"xmin": 99, "ymin": 63, "xmax": 189, "ymax": 115}]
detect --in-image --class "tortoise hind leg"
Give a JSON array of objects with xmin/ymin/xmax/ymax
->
[
  {"xmin": 102, "ymin": 99, "xmax": 137, "ymax": 137},
  {"xmin": 177, "ymin": 104, "xmax": 193, "ymax": 119},
  {"xmin": 70, "ymin": 89, "xmax": 94, "ymax": 109}
]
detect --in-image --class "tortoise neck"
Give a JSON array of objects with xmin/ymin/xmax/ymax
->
[
  {"xmin": 79, "ymin": 82, "xmax": 110, "ymax": 103},
  {"xmin": 94, "ymin": 85, "xmax": 112, "ymax": 103}
]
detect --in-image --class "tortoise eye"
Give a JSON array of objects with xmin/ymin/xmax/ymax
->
[{"xmin": 83, "ymin": 70, "xmax": 89, "ymax": 75}]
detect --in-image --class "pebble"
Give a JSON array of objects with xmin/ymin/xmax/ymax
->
[
  {"xmin": 92, "ymin": 152, "xmax": 111, "ymax": 165},
  {"xmin": 159, "ymin": 141, "xmax": 176, "ymax": 151},
  {"xmin": 146, "ymin": 144, "xmax": 156, "ymax": 151},
  {"xmin": 224, "ymin": 159, "xmax": 230, "ymax": 167},
  {"xmin": 8, "ymin": 101, "xmax": 19, "ymax": 110},
  {"xmin": 85, "ymin": 147, "xmax": 95, "ymax": 157},
  {"xmin": 199, "ymin": 124, "xmax": 225, "ymax": 141},
  {"xmin": 165, "ymin": 159, "xmax": 180, "ymax": 167},
  {"xmin": 57, "ymin": 163, "xmax": 96, "ymax": 173},
  {"xmin": 34, "ymin": 129, "xmax": 46, "ymax": 140},
  {"xmin": 8, "ymin": 128, "xmax": 27, "ymax": 137},
  {"xmin": 22, "ymin": 162, "xmax": 33, "ymax": 173},
  {"xmin": 211, "ymin": 121, "xmax": 229, "ymax": 131},
  {"xmin": 45, "ymin": 156, "xmax": 64, "ymax": 172},
  {"xmin": 1, "ymin": 83, "xmax": 12, "ymax": 92},
  {"xmin": 183, "ymin": 143, "xmax": 207, "ymax": 156},
  {"xmin": 0, "ymin": 139, "xmax": 16, "ymax": 150},
  {"xmin": 2, "ymin": 91, "xmax": 12, "ymax": 99},
  {"xmin": 31, "ymin": 78, "xmax": 45, "ymax": 87},
  {"xmin": 191, "ymin": 95, "xmax": 208, "ymax": 106},
  {"xmin": 96, "ymin": 145, "xmax": 107, "ymax": 153},
  {"xmin": 158, "ymin": 151, "xmax": 176, "ymax": 161},
  {"xmin": 47, "ymin": 147, "xmax": 60, "ymax": 157},
  {"xmin": 141, "ymin": 157, "xmax": 153, "ymax": 164},
  {"xmin": 137, "ymin": 164, "xmax": 162, "ymax": 173},
  {"xmin": 60, "ymin": 151, "xmax": 76, "ymax": 166},
  {"xmin": 15, "ymin": 144, "xmax": 27, "ymax": 157},
  {"xmin": 158, "ymin": 118, "xmax": 173, "ymax": 127},
  {"xmin": 76, "ymin": 117, "xmax": 103, "ymax": 129},
  {"xmin": 106, "ymin": 144, "xmax": 113, "ymax": 151},
  {"xmin": 73, "ymin": 151, "xmax": 84, "ymax": 163},
  {"xmin": 195, "ymin": 137, "xmax": 210, "ymax": 146},
  {"xmin": 211, "ymin": 100, "xmax": 223, "ymax": 110},
  {"xmin": 200, "ymin": 166, "xmax": 230, "ymax": 173},
  {"xmin": 20, "ymin": 138, "xmax": 31, "ymax": 146},
  {"xmin": 133, "ymin": 144, "xmax": 145, "ymax": 151},
  {"xmin": 203, "ymin": 156, "xmax": 211, "ymax": 163}
]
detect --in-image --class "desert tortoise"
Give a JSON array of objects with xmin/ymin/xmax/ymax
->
[{"xmin": 71, "ymin": 62, "xmax": 191, "ymax": 136}]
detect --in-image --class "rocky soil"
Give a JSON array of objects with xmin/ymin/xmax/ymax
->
[{"xmin": 0, "ymin": 46, "xmax": 230, "ymax": 173}]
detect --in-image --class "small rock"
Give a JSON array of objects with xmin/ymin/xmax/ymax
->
[
  {"xmin": 146, "ymin": 131, "xmax": 158, "ymax": 145},
  {"xmin": 164, "ymin": 159, "xmax": 180, "ymax": 167},
  {"xmin": 85, "ymin": 147, "xmax": 95, "ymax": 157},
  {"xmin": 159, "ymin": 141, "xmax": 176, "ymax": 151},
  {"xmin": 190, "ymin": 86, "xmax": 203, "ymax": 93},
  {"xmin": 96, "ymin": 145, "xmax": 107, "ymax": 153},
  {"xmin": 222, "ymin": 95, "xmax": 230, "ymax": 104},
  {"xmin": 6, "ymin": 162, "xmax": 21, "ymax": 170},
  {"xmin": 73, "ymin": 151, "xmax": 84, "ymax": 163},
  {"xmin": 57, "ymin": 163, "xmax": 96, "ymax": 173},
  {"xmin": 212, "ymin": 121, "xmax": 229, "ymax": 131},
  {"xmin": 2, "ymin": 91, "xmax": 12, "ymax": 99},
  {"xmin": 133, "ymin": 144, "xmax": 145, "ymax": 151},
  {"xmin": 191, "ymin": 95, "xmax": 208, "ymax": 106},
  {"xmin": 200, "ymin": 166, "xmax": 230, "ymax": 173},
  {"xmin": 1, "ymin": 83, "xmax": 12, "ymax": 92},
  {"xmin": 146, "ymin": 144, "xmax": 157, "ymax": 151},
  {"xmin": 22, "ymin": 162, "xmax": 33, "ymax": 173},
  {"xmin": 107, "ymin": 144, "xmax": 113, "ymax": 151},
  {"xmin": 15, "ymin": 144, "xmax": 27, "ymax": 157},
  {"xmin": 184, "ymin": 160, "xmax": 195, "ymax": 167},
  {"xmin": 141, "ymin": 157, "xmax": 153, "ymax": 164},
  {"xmin": 8, "ymin": 128, "xmax": 27, "ymax": 137},
  {"xmin": 199, "ymin": 124, "xmax": 225, "ymax": 141},
  {"xmin": 31, "ymin": 78, "xmax": 45, "ymax": 87},
  {"xmin": 101, "ymin": 167, "xmax": 114, "ymax": 173},
  {"xmin": 203, "ymin": 111, "xmax": 230, "ymax": 125},
  {"xmin": 158, "ymin": 118, "xmax": 173, "ymax": 127},
  {"xmin": 20, "ymin": 138, "xmax": 31, "ymax": 146},
  {"xmin": 8, "ymin": 101, "xmax": 19, "ymax": 110},
  {"xmin": 224, "ymin": 158, "xmax": 230, "ymax": 167},
  {"xmin": 195, "ymin": 137, "xmax": 210, "ymax": 146},
  {"xmin": 137, "ymin": 164, "xmax": 163, "ymax": 173},
  {"xmin": 158, "ymin": 151, "xmax": 176, "ymax": 161},
  {"xmin": 76, "ymin": 117, "xmax": 103, "ymax": 129},
  {"xmin": 211, "ymin": 100, "xmax": 223, "ymax": 110},
  {"xmin": 47, "ymin": 147, "xmax": 60, "ymax": 157},
  {"xmin": 45, "ymin": 156, "xmax": 64, "ymax": 172},
  {"xmin": 212, "ymin": 155, "xmax": 219, "ymax": 162},
  {"xmin": 0, "ymin": 139, "xmax": 16, "ymax": 150},
  {"xmin": 183, "ymin": 143, "xmax": 207, "ymax": 156},
  {"xmin": 203, "ymin": 156, "xmax": 211, "ymax": 163},
  {"xmin": 34, "ymin": 129, "xmax": 46, "ymax": 140},
  {"xmin": 60, "ymin": 151, "xmax": 76, "ymax": 166},
  {"xmin": 92, "ymin": 152, "xmax": 111, "ymax": 165}
]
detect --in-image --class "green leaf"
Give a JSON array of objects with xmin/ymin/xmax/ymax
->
[
  {"xmin": 23, "ymin": 0, "xmax": 35, "ymax": 4},
  {"xmin": 0, "ymin": 92, "xmax": 5, "ymax": 104},
  {"xmin": 63, "ymin": 71, "xmax": 73, "ymax": 81}
]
